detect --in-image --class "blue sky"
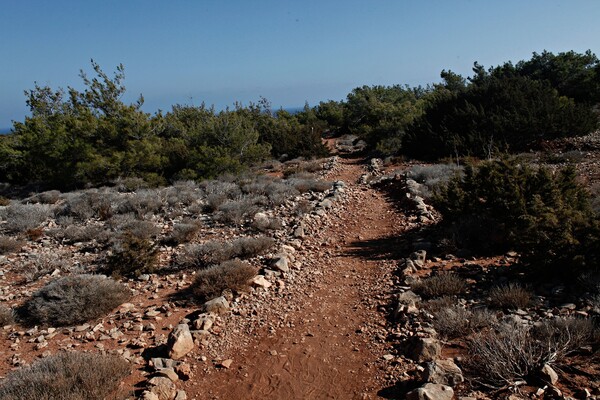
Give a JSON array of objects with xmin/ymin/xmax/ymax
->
[{"xmin": 1, "ymin": 0, "xmax": 599, "ymax": 128}]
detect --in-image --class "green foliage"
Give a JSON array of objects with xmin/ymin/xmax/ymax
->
[
  {"xmin": 0, "ymin": 63, "xmax": 329, "ymax": 190},
  {"xmin": 403, "ymin": 75, "xmax": 597, "ymax": 160},
  {"xmin": 342, "ymin": 85, "xmax": 427, "ymax": 155},
  {"xmin": 106, "ymin": 232, "xmax": 159, "ymax": 277},
  {"xmin": 434, "ymin": 159, "xmax": 600, "ymax": 277}
]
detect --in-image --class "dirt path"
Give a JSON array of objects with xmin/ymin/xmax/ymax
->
[{"xmin": 186, "ymin": 157, "xmax": 406, "ymax": 399}]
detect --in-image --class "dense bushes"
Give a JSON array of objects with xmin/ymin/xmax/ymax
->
[
  {"xmin": 403, "ymin": 75, "xmax": 597, "ymax": 160},
  {"xmin": 0, "ymin": 62, "xmax": 328, "ymax": 190},
  {"xmin": 434, "ymin": 158, "xmax": 600, "ymax": 277},
  {"xmin": 0, "ymin": 352, "xmax": 130, "ymax": 400},
  {"xmin": 17, "ymin": 274, "xmax": 131, "ymax": 326}
]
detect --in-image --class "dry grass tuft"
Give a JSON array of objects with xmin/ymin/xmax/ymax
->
[
  {"xmin": 0, "ymin": 236, "xmax": 24, "ymax": 255},
  {"xmin": 488, "ymin": 283, "xmax": 532, "ymax": 309},
  {"xmin": 412, "ymin": 273, "xmax": 466, "ymax": 298},
  {"xmin": 0, "ymin": 351, "xmax": 130, "ymax": 400}
]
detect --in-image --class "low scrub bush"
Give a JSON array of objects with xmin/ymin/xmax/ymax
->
[
  {"xmin": 119, "ymin": 220, "xmax": 161, "ymax": 240},
  {"xmin": 216, "ymin": 196, "xmax": 264, "ymax": 225},
  {"xmin": 106, "ymin": 232, "xmax": 158, "ymax": 277},
  {"xmin": 0, "ymin": 236, "xmax": 24, "ymax": 255},
  {"xmin": 0, "ymin": 203, "xmax": 51, "ymax": 233},
  {"xmin": 17, "ymin": 274, "xmax": 131, "ymax": 326},
  {"xmin": 434, "ymin": 158, "xmax": 600, "ymax": 279},
  {"xmin": 179, "ymin": 236, "xmax": 274, "ymax": 268},
  {"xmin": 488, "ymin": 283, "xmax": 532, "ymax": 309},
  {"xmin": 164, "ymin": 220, "xmax": 203, "ymax": 245},
  {"xmin": 190, "ymin": 260, "xmax": 257, "ymax": 301},
  {"xmin": 0, "ymin": 351, "xmax": 130, "ymax": 400},
  {"xmin": 534, "ymin": 317, "xmax": 595, "ymax": 356},
  {"xmin": 49, "ymin": 225, "xmax": 109, "ymax": 244},
  {"xmin": 0, "ymin": 304, "xmax": 14, "ymax": 326},
  {"xmin": 406, "ymin": 163, "xmax": 463, "ymax": 199},
  {"xmin": 28, "ymin": 190, "xmax": 62, "ymax": 205},
  {"xmin": 412, "ymin": 272, "xmax": 466, "ymax": 298}
]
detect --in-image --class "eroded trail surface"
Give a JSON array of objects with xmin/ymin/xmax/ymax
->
[{"xmin": 190, "ymin": 157, "xmax": 405, "ymax": 399}]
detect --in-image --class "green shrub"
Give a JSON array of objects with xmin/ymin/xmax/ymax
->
[
  {"xmin": 106, "ymin": 232, "xmax": 158, "ymax": 277},
  {"xmin": 190, "ymin": 260, "xmax": 257, "ymax": 301},
  {"xmin": 403, "ymin": 75, "xmax": 597, "ymax": 160},
  {"xmin": 17, "ymin": 274, "xmax": 131, "ymax": 327},
  {"xmin": 434, "ymin": 158, "xmax": 600, "ymax": 277},
  {"xmin": 0, "ymin": 351, "xmax": 130, "ymax": 400}
]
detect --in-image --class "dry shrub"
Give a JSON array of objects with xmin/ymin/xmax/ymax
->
[
  {"xmin": 18, "ymin": 254, "xmax": 65, "ymax": 283},
  {"xmin": 164, "ymin": 220, "xmax": 202, "ymax": 245},
  {"xmin": 120, "ymin": 220, "xmax": 161, "ymax": 240},
  {"xmin": 106, "ymin": 232, "xmax": 158, "ymax": 277},
  {"xmin": 17, "ymin": 274, "xmax": 131, "ymax": 327},
  {"xmin": 431, "ymin": 304, "xmax": 497, "ymax": 339},
  {"xmin": 0, "ymin": 196, "xmax": 9, "ymax": 206},
  {"xmin": 0, "ymin": 203, "xmax": 51, "ymax": 233},
  {"xmin": 29, "ymin": 190, "xmax": 62, "ymax": 205},
  {"xmin": 0, "ymin": 351, "xmax": 130, "ymax": 400},
  {"xmin": 0, "ymin": 305, "xmax": 14, "ymax": 326},
  {"xmin": 467, "ymin": 318, "xmax": 595, "ymax": 389},
  {"xmin": 216, "ymin": 197, "xmax": 265, "ymax": 225},
  {"xmin": 287, "ymin": 177, "xmax": 332, "ymax": 193},
  {"xmin": 49, "ymin": 225, "xmax": 108, "ymax": 244},
  {"xmin": 412, "ymin": 273, "xmax": 466, "ymax": 298},
  {"xmin": 190, "ymin": 260, "xmax": 257, "ymax": 301},
  {"xmin": 488, "ymin": 283, "xmax": 532, "ymax": 309},
  {"xmin": 0, "ymin": 236, "xmax": 24, "ymax": 255},
  {"xmin": 180, "ymin": 236, "xmax": 274, "ymax": 268},
  {"xmin": 251, "ymin": 215, "xmax": 283, "ymax": 232}
]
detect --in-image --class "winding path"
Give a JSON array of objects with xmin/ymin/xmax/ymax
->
[{"xmin": 187, "ymin": 156, "xmax": 406, "ymax": 399}]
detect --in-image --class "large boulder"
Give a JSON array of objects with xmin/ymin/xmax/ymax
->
[{"xmin": 168, "ymin": 324, "xmax": 194, "ymax": 360}]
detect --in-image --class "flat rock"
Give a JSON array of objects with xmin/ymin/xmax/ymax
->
[
  {"xmin": 252, "ymin": 275, "xmax": 272, "ymax": 288},
  {"xmin": 406, "ymin": 383, "xmax": 454, "ymax": 400}
]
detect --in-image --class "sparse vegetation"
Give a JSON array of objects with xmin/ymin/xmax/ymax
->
[
  {"xmin": 179, "ymin": 236, "xmax": 274, "ymax": 268},
  {"xmin": 0, "ymin": 203, "xmax": 51, "ymax": 233},
  {"xmin": 0, "ymin": 351, "xmax": 130, "ymax": 400},
  {"xmin": 190, "ymin": 260, "xmax": 257, "ymax": 301},
  {"xmin": 411, "ymin": 273, "xmax": 466, "ymax": 298},
  {"xmin": 17, "ymin": 274, "xmax": 131, "ymax": 327},
  {"xmin": 430, "ymin": 304, "xmax": 497, "ymax": 339},
  {"xmin": 488, "ymin": 283, "xmax": 532, "ymax": 309}
]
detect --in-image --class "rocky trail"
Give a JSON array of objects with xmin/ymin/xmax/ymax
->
[{"xmin": 186, "ymin": 156, "xmax": 406, "ymax": 399}]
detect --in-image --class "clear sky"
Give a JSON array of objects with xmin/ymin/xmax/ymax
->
[{"xmin": 1, "ymin": 0, "xmax": 599, "ymax": 129}]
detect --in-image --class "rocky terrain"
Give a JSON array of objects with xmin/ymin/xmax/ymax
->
[{"xmin": 0, "ymin": 135, "xmax": 599, "ymax": 399}]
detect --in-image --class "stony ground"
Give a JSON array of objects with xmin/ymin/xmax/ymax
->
[{"xmin": 1, "ymin": 135, "xmax": 599, "ymax": 399}]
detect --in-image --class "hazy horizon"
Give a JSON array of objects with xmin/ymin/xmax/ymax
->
[{"xmin": 2, "ymin": 1, "xmax": 600, "ymax": 128}]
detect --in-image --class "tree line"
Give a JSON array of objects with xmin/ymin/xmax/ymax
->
[{"xmin": 1, "ymin": 50, "xmax": 599, "ymax": 189}]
